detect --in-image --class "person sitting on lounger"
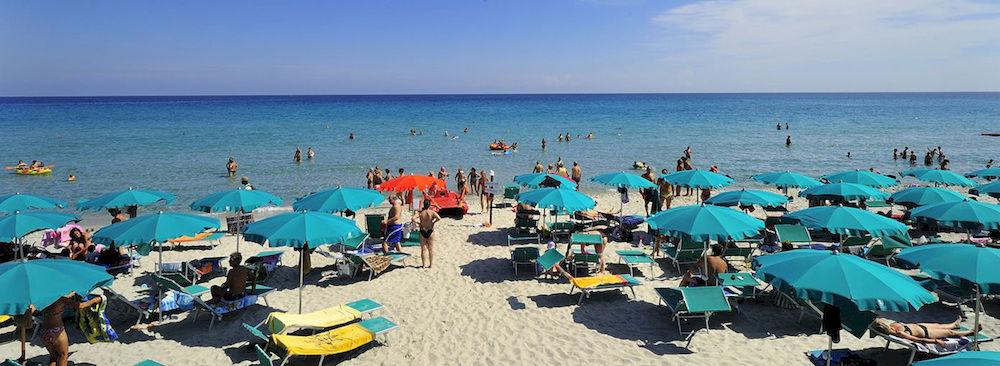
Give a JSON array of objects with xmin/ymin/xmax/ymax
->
[
  {"xmin": 871, "ymin": 318, "xmax": 981, "ymax": 346},
  {"xmin": 679, "ymin": 244, "xmax": 729, "ymax": 286},
  {"xmin": 211, "ymin": 253, "xmax": 251, "ymax": 302}
]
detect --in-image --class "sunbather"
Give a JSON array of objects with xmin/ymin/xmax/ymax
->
[
  {"xmin": 871, "ymin": 318, "xmax": 981, "ymax": 346},
  {"xmin": 211, "ymin": 253, "xmax": 251, "ymax": 302},
  {"xmin": 679, "ymin": 244, "xmax": 729, "ymax": 286}
]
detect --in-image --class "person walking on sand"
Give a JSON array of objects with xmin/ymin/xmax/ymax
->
[
  {"xmin": 455, "ymin": 169, "xmax": 466, "ymax": 192},
  {"xmin": 227, "ymin": 157, "xmax": 238, "ymax": 177},
  {"xmin": 658, "ymin": 169, "xmax": 674, "ymax": 210},
  {"xmin": 415, "ymin": 200, "xmax": 441, "ymax": 268},
  {"xmin": 571, "ymin": 161, "xmax": 582, "ymax": 185},
  {"xmin": 306, "ymin": 147, "xmax": 315, "ymax": 160},
  {"xmin": 469, "ymin": 167, "xmax": 479, "ymax": 195},
  {"xmin": 293, "ymin": 147, "xmax": 302, "ymax": 163}
]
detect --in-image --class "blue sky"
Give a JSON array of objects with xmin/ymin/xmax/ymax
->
[{"xmin": 1, "ymin": 0, "xmax": 999, "ymax": 96}]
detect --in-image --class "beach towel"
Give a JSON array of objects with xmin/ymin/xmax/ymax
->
[
  {"xmin": 76, "ymin": 295, "xmax": 118, "ymax": 343},
  {"xmin": 266, "ymin": 305, "xmax": 363, "ymax": 334},
  {"xmin": 572, "ymin": 274, "xmax": 627, "ymax": 289},
  {"xmin": 273, "ymin": 322, "xmax": 375, "ymax": 356},
  {"xmin": 367, "ymin": 255, "xmax": 391, "ymax": 273}
]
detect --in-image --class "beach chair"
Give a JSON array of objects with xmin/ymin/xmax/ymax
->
[
  {"xmin": 101, "ymin": 286, "xmax": 155, "ymax": 329},
  {"xmin": 838, "ymin": 235, "xmax": 872, "ymax": 254},
  {"xmin": 507, "ymin": 233, "xmax": 540, "ymax": 247},
  {"xmin": 347, "ymin": 252, "xmax": 410, "ymax": 281},
  {"xmin": 271, "ymin": 316, "xmax": 399, "ymax": 366},
  {"xmin": 261, "ymin": 298, "xmax": 385, "ymax": 335},
  {"xmin": 570, "ymin": 251, "xmax": 601, "ymax": 276},
  {"xmin": 536, "ymin": 248, "xmax": 566, "ymax": 279},
  {"xmin": 511, "ymin": 246, "xmax": 540, "ymax": 276},
  {"xmin": 247, "ymin": 250, "xmax": 284, "ymax": 281},
  {"xmin": 513, "ymin": 217, "xmax": 540, "ymax": 237},
  {"xmin": 722, "ymin": 240, "xmax": 757, "ymax": 268},
  {"xmin": 256, "ymin": 344, "xmax": 275, "ymax": 366},
  {"xmin": 153, "ymin": 272, "xmax": 273, "ymax": 330},
  {"xmin": 717, "ymin": 272, "xmax": 761, "ymax": 303},
  {"xmin": 775, "ymin": 224, "xmax": 814, "ymax": 247},
  {"xmin": 865, "ymin": 234, "xmax": 910, "ymax": 265},
  {"xmin": 616, "ymin": 249, "xmax": 656, "ymax": 277},
  {"xmin": 547, "ymin": 221, "xmax": 574, "ymax": 241},
  {"xmin": 869, "ymin": 324, "xmax": 992, "ymax": 365},
  {"xmin": 502, "ymin": 184, "xmax": 519, "ymax": 206},
  {"xmin": 661, "ymin": 237, "xmax": 705, "ymax": 273},
  {"xmin": 400, "ymin": 231, "xmax": 421, "ymax": 248},
  {"xmin": 364, "ymin": 214, "xmax": 385, "ymax": 243},
  {"xmin": 654, "ymin": 286, "xmax": 732, "ymax": 341}
]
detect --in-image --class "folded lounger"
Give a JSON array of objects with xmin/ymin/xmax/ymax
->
[
  {"xmin": 869, "ymin": 325, "xmax": 993, "ymax": 365},
  {"xmin": 654, "ymin": 286, "xmax": 732, "ymax": 341},
  {"xmin": 272, "ymin": 316, "xmax": 399, "ymax": 366},
  {"xmin": 615, "ymin": 249, "xmax": 656, "ymax": 277}
]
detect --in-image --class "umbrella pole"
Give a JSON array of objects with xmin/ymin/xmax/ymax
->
[
  {"xmin": 299, "ymin": 246, "xmax": 305, "ymax": 313},
  {"xmin": 974, "ymin": 286, "xmax": 982, "ymax": 350},
  {"xmin": 826, "ymin": 336, "xmax": 833, "ymax": 366},
  {"xmin": 157, "ymin": 241, "xmax": 163, "ymax": 274}
]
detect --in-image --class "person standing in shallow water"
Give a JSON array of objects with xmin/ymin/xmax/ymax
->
[
  {"xmin": 785, "ymin": 135, "xmax": 792, "ymax": 147},
  {"xmin": 293, "ymin": 147, "xmax": 302, "ymax": 163},
  {"xmin": 306, "ymin": 147, "xmax": 315, "ymax": 160},
  {"xmin": 227, "ymin": 157, "xmax": 238, "ymax": 177}
]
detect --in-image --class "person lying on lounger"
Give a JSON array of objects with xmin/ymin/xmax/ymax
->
[{"xmin": 871, "ymin": 318, "xmax": 981, "ymax": 346}]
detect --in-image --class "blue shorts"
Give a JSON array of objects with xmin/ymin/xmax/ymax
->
[{"xmin": 385, "ymin": 224, "xmax": 403, "ymax": 244}]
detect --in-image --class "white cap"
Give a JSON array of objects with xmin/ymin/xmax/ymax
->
[{"xmin": 489, "ymin": 170, "xmax": 495, "ymax": 176}]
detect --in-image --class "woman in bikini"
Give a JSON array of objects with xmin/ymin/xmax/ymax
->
[
  {"xmin": 21, "ymin": 292, "xmax": 102, "ymax": 366},
  {"xmin": 65, "ymin": 228, "xmax": 93, "ymax": 261},
  {"xmin": 872, "ymin": 318, "xmax": 980, "ymax": 346},
  {"xmin": 415, "ymin": 200, "xmax": 441, "ymax": 269}
]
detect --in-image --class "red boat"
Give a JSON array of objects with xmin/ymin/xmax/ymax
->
[{"xmin": 428, "ymin": 189, "xmax": 469, "ymax": 218}]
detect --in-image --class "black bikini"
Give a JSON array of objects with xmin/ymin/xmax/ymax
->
[{"xmin": 420, "ymin": 229, "xmax": 433, "ymax": 239}]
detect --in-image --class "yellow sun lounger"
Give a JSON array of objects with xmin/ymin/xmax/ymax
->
[
  {"xmin": 567, "ymin": 273, "xmax": 641, "ymax": 304},
  {"xmin": 265, "ymin": 298, "xmax": 384, "ymax": 334},
  {"xmin": 271, "ymin": 316, "xmax": 399, "ymax": 366}
]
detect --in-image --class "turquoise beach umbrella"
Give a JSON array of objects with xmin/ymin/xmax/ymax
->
[
  {"xmin": 966, "ymin": 168, "xmax": 1000, "ymax": 179},
  {"xmin": 590, "ymin": 171, "xmax": 656, "ymax": 189},
  {"xmin": 914, "ymin": 352, "xmax": 1000, "ymax": 366},
  {"xmin": 515, "ymin": 188, "xmax": 595, "ymax": 213},
  {"xmin": 897, "ymin": 244, "xmax": 1000, "ymax": 349},
  {"xmin": 903, "ymin": 169, "xmax": 976, "ymax": 187},
  {"xmin": 660, "ymin": 169, "xmax": 734, "ymax": 190},
  {"xmin": 784, "ymin": 206, "xmax": 908, "ymax": 238},
  {"xmin": 822, "ymin": 170, "xmax": 898, "ymax": 188},
  {"xmin": 704, "ymin": 189, "xmax": 789, "ymax": 208},
  {"xmin": 0, "ymin": 259, "xmax": 114, "ymax": 315},
  {"xmin": 646, "ymin": 204, "xmax": 764, "ymax": 242},
  {"xmin": 0, "ymin": 193, "xmax": 67, "ymax": 214},
  {"xmin": 243, "ymin": 211, "xmax": 364, "ymax": 312},
  {"xmin": 292, "ymin": 187, "xmax": 384, "ymax": 213},
  {"xmin": 191, "ymin": 189, "xmax": 283, "ymax": 213},
  {"xmin": 753, "ymin": 250, "xmax": 935, "ymax": 312},
  {"xmin": 888, "ymin": 187, "xmax": 966, "ymax": 208},
  {"xmin": 910, "ymin": 199, "xmax": 1000, "ymax": 230},
  {"xmin": 0, "ymin": 211, "xmax": 80, "ymax": 242},
  {"xmin": 77, "ymin": 188, "xmax": 175, "ymax": 211},
  {"xmin": 513, "ymin": 173, "xmax": 577, "ymax": 189},
  {"xmin": 971, "ymin": 181, "xmax": 1000, "ymax": 199},
  {"xmin": 92, "ymin": 212, "xmax": 220, "ymax": 271},
  {"xmin": 751, "ymin": 171, "xmax": 822, "ymax": 189},
  {"xmin": 799, "ymin": 183, "xmax": 889, "ymax": 202}
]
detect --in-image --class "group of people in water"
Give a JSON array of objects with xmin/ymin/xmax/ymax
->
[
  {"xmin": 891, "ymin": 146, "xmax": 952, "ymax": 170},
  {"xmin": 540, "ymin": 131, "xmax": 594, "ymax": 151}
]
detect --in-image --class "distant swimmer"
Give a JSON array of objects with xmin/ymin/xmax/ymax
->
[
  {"xmin": 510, "ymin": 142, "xmax": 518, "ymax": 151},
  {"xmin": 785, "ymin": 122, "xmax": 789, "ymax": 129},
  {"xmin": 444, "ymin": 131, "xmax": 450, "ymax": 137},
  {"xmin": 776, "ymin": 123, "xmax": 782, "ymax": 130},
  {"xmin": 534, "ymin": 161, "xmax": 544, "ymax": 173},
  {"xmin": 785, "ymin": 135, "xmax": 792, "ymax": 147},
  {"xmin": 565, "ymin": 131, "xmax": 571, "ymax": 142},
  {"xmin": 307, "ymin": 147, "xmax": 315, "ymax": 160},
  {"xmin": 67, "ymin": 174, "xmax": 76, "ymax": 182},
  {"xmin": 586, "ymin": 132, "xmax": 594, "ymax": 140},
  {"xmin": 349, "ymin": 132, "xmax": 355, "ymax": 140},
  {"xmin": 294, "ymin": 147, "xmax": 302, "ymax": 163},
  {"xmin": 633, "ymin": 161, "xmax": 647, "ymax": 170},
  {"xmin": 541, "ymin": 138, "xmax": 547, "ymax": 150},
  {"xmin": 893, "ymin": 148, "xmax": 898, "ymax": 160},
  {"xmin": 909, "ymin": 151, "xmax": 917, "ymax": 165},
  {"xmin": 463, "ymin": 127, "xmax": 469, "ymax": 133},
  {"xmin": 557, "ymin": 133, "xmax": 564, "ymax": 142},
  {"xmin": 410, "ymin": 128, "xmax": 417, "ymax": 135},
  {"xmin": 847, "ymin": 152, "xmax": 852, "ymax": 159},
  {"xmin": 227, "ymin": 157, "xmax": 238, "ymax": 177}
]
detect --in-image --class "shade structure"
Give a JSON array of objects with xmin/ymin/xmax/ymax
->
[
  {"xmin": 0, "ymin": 211, "xmax": 80, "ymax": 242},
  {"xmin": 646, "ymin": 204, "xmax": 764, "ymax": 242},
  {"xmin": 704, "ymin": 189, "xmax": 788, "ymax": 208},
  {"xmin": 971, "ymin": 181, "xmax": 1000, "ymax": 199},
  {"xmin": 190, "ymin": 188, "xmax": 283, "ymax": 253},
  {"xmin": 966, "ymin": 168, "xmax": 1000, "ymax": 179},
  {"xmin": 0, "ymin": 193, "xmax": 66, "ymax": 214},
  {"xmin": 784, "ymin": 205, "xmax": 908, "ymax": 238},
  {"xmin": 753, "ymin": 249, "xmax": 935, "ymax": 312},
  {"xmin": 0, "ymin": 259, "xmax": 114, "ymax": 315},
  {"xmin": 751, "ymin": 171, "xmax": 822, "ymax": 189},
  {"xmin": 590, "ymin": 171, "xmax": 655, "ymax": 189},
  {"xmin": 910, "ymin": 199, "xmax": 1000, "ymax": 230},
  {"xmin": 902, "ymin": 169, "xmax": 977, "ymax": 187},
  {"xmin": 191, "ymin": 189, "xmax": 283, "ymax": 213},
  {"xmin": 91, "ymin": 212, "xmax": 220, "ymax": 271},
  {"xmin": 242, "ymin": 211, "xmax": 364, "ymax": 313},
  {"xmin": 293, "ymin": 187, "xmax": 385, "ymax": 213},
  {"xmin": 888, "ymin": 187, "xmax": 966, "ymax": 208},
  {"xmin": 513, "ymin": 173, "xmax": 578, "ymax": 189},
  {"xmin": 514, "ymin": 188, "xmax": 595, "ymax": 213},
  {"xmin": 822, "ymin": 170, "xmax": 898, "ymax": 188},
  {"xmin": 913, "ymin": 351, "xmax": 1000, "ymax": 366},
  {"xmin": 660, "ymin": 169, "xmax": 734, "ymax": 189},
  {"xmin": 799, "ymin": 183, "xmax": 889, "ymax": 202},
  {"xmin": 897, "ymin": 244, "xmax": 1000, "ymax": 349},
  {"xmin": 377, "ymin": 174, "xmax": 446, "ymax": 193},
  {"xmin": 77, "ymin": 188, "xmax": 175, "ymax": 211}
]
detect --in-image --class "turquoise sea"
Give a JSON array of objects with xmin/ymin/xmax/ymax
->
[{"xmin": 2, "ymin": 93, "xmax": 998, "ymax": 216}]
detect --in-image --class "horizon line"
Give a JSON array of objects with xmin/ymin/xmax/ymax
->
[{"xmin": 3, "ymin": 90, "xmax": 1000, "ymax": 99}]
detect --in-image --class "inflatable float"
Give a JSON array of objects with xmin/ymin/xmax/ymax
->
[
  {"xmin": 428, "ymin": 190, "xmax": 469, "ymax": 218},
  {"xmin": 488, "ymin": 143, "xmax": 510, "ymax": 151},
  {"xmin": 15, "ymin": 167, "xmax": 53, "ymax": 175}
]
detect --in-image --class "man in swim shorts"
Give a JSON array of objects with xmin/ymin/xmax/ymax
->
[
  {"xmin": 416, "ymin": 199, "xmax": 441, "ymax": 268},
  {"xmin": 383, "ymin": 197, "xmax": 403, "ymax": 253}
]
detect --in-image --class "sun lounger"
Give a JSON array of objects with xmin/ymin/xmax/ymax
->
[
  {"xmin": 263, "ymin": 298, "xmax": 384, "ymax": 334},
  {"xmin": 400, "ymin": 231, "xmax": 421, "ymax": 248},
  {"xmin": 507, "ymin": 233, "xmax": 540, "ymax": 247},
  {"xmin": 547, "ymin": 221, "xmax": 574, "ymax": 241},
  {"xmin": 775, "ymin": 224, "xmax": 815, "ymax": 247},
  {"xmin": 869, "ymin": 325, "xmax": 992, "ymax": 365},
  {"xmin": 365, "ymin": 214, "xmax": 385, "ymax": 243},
  {"xmin": 154, "ymin": 273, "xmax": 273, "ymax": 330},
  {"xmin": 167, "ymin": 231, "xmax": 225, "ymax": 249},
  {"xmin": 502, "ymin": 184, "xmax": 519, "ymax": 206},
  {"xmin": 347, "ymin": 252, "xmax": 409, "ymax": 281},
  {"xmin": 616, "ymin": 249, "xmax": 656, "ymax": 277},
  {"xmin": 717, "ymin": 272, "xmax": 761, "ymax": 302},
  {"xmin": 247, "ymin": 250, "xmax": 284, "ymax": 281},
  {"xmin": 567, "ymin": 273, "xmax": 641, "ymax": 304},
  {"xmin": 514, "ymin": 217, "xmax": 540, "ymax": 236},
  {"xmin": 570, "ymin": 250, "xmax": 601, "ymax": 276},
  {"xmin": 101, "ymin": 286, "xmax": 155, "ymax": 329},
  {"xmin": 773, "ymin": 291, "xmax": 823, "ymax": 332},
  {"xmin": 661, "ymin": 237, "xmax": 705, "ymax": 273},
  {"xmin": 536, "ymin": 248, "xmax": 566, "ymax": 278},
  {"xmin": 511, "ymin": 246, "xmax": 540, "ymax": 275},
  {"xmin": 654, "ymin": 286, "xmax": 732, "ymax": 341},
  {"xmin": 271, "ymin": 316, "xmax": 399, "ymax": 366}
]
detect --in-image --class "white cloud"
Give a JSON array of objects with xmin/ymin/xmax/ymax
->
[{"xmin": 651, "ymin": 0, "xmax": 1000, "ymax": 91}]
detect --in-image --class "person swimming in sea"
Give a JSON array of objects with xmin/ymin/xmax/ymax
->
[
  {"xmin": 586, "ymin": 132, "xmax": 594, "ymax": 139},
  {"xmin": 293, "ymin": 147, "xmax": 302, "ymax": 163},
  {"xmin": 785, "ymin": 135, "xmax": 792, "ymax": 147},
  {"xmin": 564, "ymin": 131, "xmax": 571, "ymax": 142},
  {"xmin": 557, "ymin": 133, "xmax": 564, "ymax": 142},
  {"xmin": 776, "ymin": 122, "xmax": 782, "ymax": 130},
  {"xmin": 541, "ymin": 138, "xmax": 547, "ymax": 150},
  {"xmin": 847, "ymin": 152, "xmax": 852, "ymax": 159},
  {"xmin": 67, "ymin": 174, "xmax": 76, "ymax": 182},
  {"xmin": 306, "ymin": 147, "xmax": 315, "ymax": 160},
  {"xmin": 785, "ymin": 122, "xmax": 789, "ymax": 129},
  {"xmin": 463, "ymin": 127, "xmax": 469, "ymax": 133},
  {"xmin": 349, "ymin": 133, "xmax": 355, "ymax": 140},
  {"xmin": 893, "ymin": 148, "xmax": 898, "ymax": 160}
]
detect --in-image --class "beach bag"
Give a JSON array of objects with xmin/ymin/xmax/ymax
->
[{"xmin": 76, "ymin": 295, "xmax": 118, "ymax": 343}]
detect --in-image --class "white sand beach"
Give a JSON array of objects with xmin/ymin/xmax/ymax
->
[{"xmin": 2, "ymin": 187, "xmax": 995, "ymax": 366}]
